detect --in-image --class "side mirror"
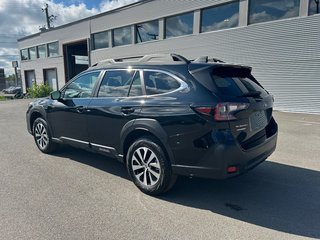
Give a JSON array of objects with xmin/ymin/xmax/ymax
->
[{"xmin": 50, "ymin": 90, "xmax": 61, "ymax": 100}]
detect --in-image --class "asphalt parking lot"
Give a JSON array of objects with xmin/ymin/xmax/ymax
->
[{"xmin": 0, "ymin": 99, "xmax": 319, "ymax": 240}]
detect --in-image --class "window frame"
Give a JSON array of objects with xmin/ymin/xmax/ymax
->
[
  {"xmin": 92, "ymin": 31, "xmax": 109, "ymax": 50},
  {"xmin": 28, "ymin": 46, "xmax": 37, "ymax": 60},
  {"xmin": 47, "ymin": 41, "xmax": 59, "ymax": 57},
  {"xmin": 165, "ymin": 11, "xmax": 194, "ymax": 39},
  {"xmin": 21, "ymin": 49, "xmax": 29, "ymax": 61},
  {"xmin": 135, "ymin": 20, "xmax": 159, "ymax": 43},
  {"xmin": 113, "ymin": 26, "xmax": 133, "ymax": 47},
  {"xmin": 200, "ymin": 1, "xmax": 240, "ymax": 33},
  {"xmin": 248, "ymin": 0, "xmax": 300, "ymax": 25},
  {"xmin": 37, "ymin": 44, "xmax": 47, "ymax": 59}
]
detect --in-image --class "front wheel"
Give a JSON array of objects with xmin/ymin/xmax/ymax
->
[
  {"xmin": 126, "ymin": 137, "xmax": 176, "ymax": 195},
  {"xmin": 33, "ymin": 117, "xmax": 58, "ymax": 153}
]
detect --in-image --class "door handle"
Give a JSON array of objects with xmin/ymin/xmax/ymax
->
[
  {"xmin": 76, "ymin": 106, "xmax": 85, "ymax": 113},
  {"xmin": 121, "ymin": 107, "xmax": 135, "ymax": 115}
]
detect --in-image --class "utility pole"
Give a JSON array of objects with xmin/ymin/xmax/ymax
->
[{"xmin": 42, "ymin": 4, "xmax": 57, "ymax": 29}]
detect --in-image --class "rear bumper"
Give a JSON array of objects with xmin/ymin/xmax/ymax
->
[{"xmin": 171, "ymin": 120, "xmax": 278, "ymax": 179}]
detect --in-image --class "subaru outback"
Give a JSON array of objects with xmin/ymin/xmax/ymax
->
[{"xmin": 26, "ymin": 54, "xmax": 278, "ymax": 195}]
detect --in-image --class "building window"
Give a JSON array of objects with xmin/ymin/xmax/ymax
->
[
  {"xmin": 21, "ymin": 49, "xmax": 29, "ymax": 61},
  {"xmin": 201, "ymin": 2, "xmax": 239, "ymax": 33},
  {"xmin": 113, "ymin": 26, "xmax": 132, "ymax": 47},
  {"xmin": 309, "ymin": 0, "xmax": 320, "ymax": 15},
  {"xmin": 93, "ymin": 31, "xmax": 109, "ymax": 50},
  {"xmin": 48, "ymin": 42, "xmax": 59, "ymax": 57},
  {"xmin": 37, "ymin": 44, "xmax": 46, "ymax": 59},
  {"xmin": 165, "ymin": 12, "xmax": 194, "ymax": 38},
  {"xmin": 249, "ymin": 0, "xmax": 300, "ymax": 25},
  {"xmin": 29, "ymin": 47, "xmax": 37, "ymax": 60},
  {"xmin": 136, "ymin": 20, "xmax": 159, "ymax": 43}
]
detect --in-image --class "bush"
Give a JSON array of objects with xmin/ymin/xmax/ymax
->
[
  {"xmin": 0, "ymin": 95, "xmax": 6, "ymax": 101},
  {"xmin": 27, "ymin": 84, "xmax": 53, "ymax": 98}
]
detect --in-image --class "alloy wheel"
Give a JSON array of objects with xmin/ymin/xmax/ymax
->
[
  {"xmin": 34, "ymin": 122, "xmax": 49, "ymax": 150},
  {"xmin": 131, "ymin": 147, "xmax": 161, "ymax": 187}
]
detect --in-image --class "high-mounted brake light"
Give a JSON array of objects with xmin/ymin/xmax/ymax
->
[{"xmin": 194, "ymin": 102, "xmax": 249, "ymax": 121}]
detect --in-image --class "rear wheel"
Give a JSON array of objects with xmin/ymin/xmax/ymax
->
[
  {"xmin": 126, "ymin": 137, "xmax": 176, "ymax": 195},
  {"xmin": 33, "ymin": 117, "xmax": 58, "ymax": 153}
]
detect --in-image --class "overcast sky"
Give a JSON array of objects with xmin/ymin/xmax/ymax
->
[{"xmin": 0, "ymin": 0, "xmax": 138, "ymax": 76}]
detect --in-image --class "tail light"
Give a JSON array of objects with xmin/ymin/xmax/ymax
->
[{"xmin": 194, "ymin": 102, "xmax": 249, "ymax": 121}]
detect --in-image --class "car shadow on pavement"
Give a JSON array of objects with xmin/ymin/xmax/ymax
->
[
  {"xmin": 53, "ymin": 146, "xmax": 130, "ymax": 180},
  {"xmin": 160, "ymin": 161, "xmax": 320, "ymax": 239},
  {"xmin": 53, "ymin": 147, "xmax": 320, "ymax": 238}
]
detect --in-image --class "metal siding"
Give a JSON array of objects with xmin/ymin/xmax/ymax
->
[{"xmin": 91, "ymin": 15, "xmax": 320, "ymax": 114}]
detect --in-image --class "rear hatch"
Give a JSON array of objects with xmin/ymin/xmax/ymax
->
[{"xmin": 191, "ymin": 64, "xmax": 275, "ymax": 149}]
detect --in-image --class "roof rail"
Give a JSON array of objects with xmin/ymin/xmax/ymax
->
[
  {"xmin": 138, "ymin": 53, "xmax": 189, "ymax": 63},
  {"xmin": 193, "ymin": 56, "xmax": 225, "ymax": 63},
  {"xmin": 91, "ymin": 53, "xmax": 190, "ymax": 67}
]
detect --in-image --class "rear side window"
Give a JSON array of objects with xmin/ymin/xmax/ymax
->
[
  {"xmin": 144, "ymin": 71, "xmax": 180, "ymax": 95},
  {"xmin": 98, "ymin": 70, "xmax": 135, "ymax": 97}
]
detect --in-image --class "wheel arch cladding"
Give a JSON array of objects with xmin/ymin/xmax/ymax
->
[
  {"xmin": 30, "ymin": 111, "xmax": 44, "ymax": 134},
  {"xmin": 121, "ymin": 118, "xmax": 175, "ymax": 165}
]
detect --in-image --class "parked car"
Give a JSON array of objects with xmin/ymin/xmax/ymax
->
[
  {"xmin": 2, "ymin": 86, "xmax": 22, "ymax": 94},
  {"xmin": 26, "ymin": 54, "xmax": 278, "ymax": 195}
]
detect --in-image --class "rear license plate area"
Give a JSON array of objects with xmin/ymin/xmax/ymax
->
[{"xmin": 250, "ymin": 110, "xmax": 268, "ymax": 131}]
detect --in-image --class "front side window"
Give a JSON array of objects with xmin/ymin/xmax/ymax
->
[
  {"xmin": 37, "ymin": 44, "xmax": 46, "ymax": 59},
  {"xmin": 201, "ymin": 2, "xmax": 239, "ymax": 33},
  {"xmin": 29, "ymin": 47, "xmax": 37, "ymax": 60},
  {"xmin": 63, "ymin": 71, "xmax": 100, "ymax": 98},
  {"xmin": 309, "ymin": 0, "xmax": 320, "ymax": 15},
  {"xmin": 249, "ymin": 0, "xmax": 300, "ymax": 24},
  {"xmin": 165, "ymin": 12, "xmax": 194, "ymax": 38},
  {"xmin": 93, "ymin": 31, "xmax": 109, "ymax": 50},
  {"xmin": 48, "ymin": 42, "xmax": 59, "ymax": 57},
  {"xmin": 98, "ymin": 70, "xmax": 135, "ymax": 97},
  {"xmin": 144, "ymin": 71, "xmax": 181, "ymax": 95},
  {"xmin": 21, "ymin": 49, "xmax": 29, "ymax": 61},
  {"xmin": 136, "ymin": 20, "xmax": 159, "ymax": 43},
  {"xmin": 113, "ymin": 26, "xmax": 132, "ymax": 47}
]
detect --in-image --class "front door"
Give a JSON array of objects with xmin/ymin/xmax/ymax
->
[{"xmin": 47, "ymin": 71, "xmax": 101, "ymax": 147}]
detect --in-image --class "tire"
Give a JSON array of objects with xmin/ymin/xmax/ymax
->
[
  {"xmin": 33, "ymin": 117, "xmax": 58, "ymax": 153},
  {"xmin": 126, "ymin": 137, "xmax": 176, "ymax": 195}
]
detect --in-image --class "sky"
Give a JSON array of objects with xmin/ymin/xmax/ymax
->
[{"xmin": 0, "ymin": 0, "xmax": 139, "ymax": 76}]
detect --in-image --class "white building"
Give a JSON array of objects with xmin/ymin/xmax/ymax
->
[{"xmin": 18, "ymin": 0, "xmax": 320, "ymax": 113}]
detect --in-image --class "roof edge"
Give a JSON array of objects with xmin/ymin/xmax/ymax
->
[{"xmin": 18, "ymin": 0, "xmax": 153, "ymax": 42}]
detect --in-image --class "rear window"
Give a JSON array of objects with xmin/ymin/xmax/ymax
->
[
  {"xmin": 210, "ymin": 67, "xmax": 268, "ymax": 97},
  {"xmin": 213, "ymin": 75, "xmax": 268, "ymax": 97}
]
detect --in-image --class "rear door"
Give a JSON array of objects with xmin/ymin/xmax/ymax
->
[{"xmin": 86, "ymin": 69, "xmax": 144, "ymax": 154}]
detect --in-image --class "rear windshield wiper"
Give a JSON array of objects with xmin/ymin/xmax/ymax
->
[{"xmin": 239, "ymin": 91, "xmax": 262, "ymax": 98}]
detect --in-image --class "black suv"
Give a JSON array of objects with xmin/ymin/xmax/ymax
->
[{"xmin": 26, "ymin": 54, "xmax": 278, "ymax": 195}]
